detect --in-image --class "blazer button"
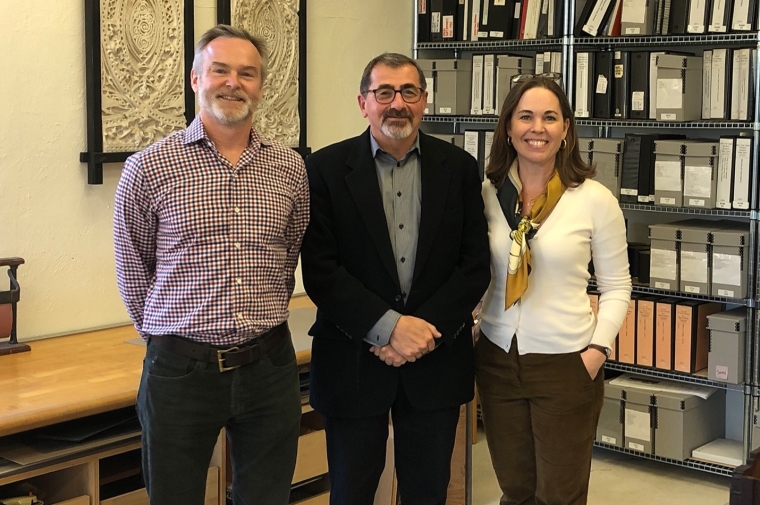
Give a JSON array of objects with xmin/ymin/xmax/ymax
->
[{"xmin": 394, "ymin": 295, "xmax": 402, "ymax": 302}]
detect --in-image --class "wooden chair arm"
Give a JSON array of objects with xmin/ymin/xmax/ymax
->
[{"xmin": 0, "ymin": 257, "xmax": 24, "ymax": 268}]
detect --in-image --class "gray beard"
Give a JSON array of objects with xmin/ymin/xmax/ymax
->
[
  {"xmin": 380, "ymin": 118, "xmax": 414, "ymax": 139},
  {"xmin": 200, "ymin": 94, "xmax": 254, "ymax": 126}
]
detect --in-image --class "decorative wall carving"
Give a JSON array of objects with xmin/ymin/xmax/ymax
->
[
  {"xmin": 233, "ymin": 0, "xmax": 300, "ymax": 147},
  {"xmin": 100, "ymin": 0, "xmax": 186, "ymax": 152}
]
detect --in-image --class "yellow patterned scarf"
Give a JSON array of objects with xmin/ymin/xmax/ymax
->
[{"xmin": 505, "ymin": 161, "xmax": 566, "ymax": 308}]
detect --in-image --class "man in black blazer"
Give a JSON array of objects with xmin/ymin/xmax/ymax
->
[{"xmin": 301, "ymin": 53, "xmax": 490, "ymax": 505}]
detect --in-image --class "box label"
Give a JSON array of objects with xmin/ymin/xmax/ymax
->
[
  {"xmin": 439, "ymin": 107, "xmax": 452, "ymax": 114},
  {"xmin": 718, "ymin": 288, "xmax": 735, "ymax": 297},
  {"xmin": 629, "ymin": 442, "xmax": 645, "ymax": 451},
  {"xmin": 602, "ymin": 435, "xmax": 617, "ymax": 444},
  {"xmin": 715, "ymin": 365, "xmax": 729, "ymax": 380},
  {"xmin": 655, "ymin": 281, "xmax": 671, "ymax": 289}
]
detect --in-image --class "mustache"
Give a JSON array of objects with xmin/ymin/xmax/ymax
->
[{"xmin": 383, "ymin": 109, "xmax": 412, "ymax": 120}]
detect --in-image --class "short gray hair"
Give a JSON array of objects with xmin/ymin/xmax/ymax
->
[
  {"xmin": 359, "ymin": 53, "xmax": 427, "ymax": 95},
  {"xmin": 193, "ymin": 24, "xmax": 268, "ymax": 84}
]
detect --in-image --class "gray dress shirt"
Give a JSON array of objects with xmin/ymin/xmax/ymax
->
[{"xmin": 365, "ymin": 134, "xmax": 422, "ymax": 346}]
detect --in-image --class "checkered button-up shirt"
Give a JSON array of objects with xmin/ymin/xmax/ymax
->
[{"xmin": 114, "ymin": 117, "xmax": 309, "ymax": 345}]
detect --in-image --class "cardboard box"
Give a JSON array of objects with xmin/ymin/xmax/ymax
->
[
  {"xmin": 617, "ymin": 298, "xmax": 638, "ymax": 364},
  {"xmin": 655, "ymin": 54, "xmax": 703, "ymax": 121},
  {"xmin": 707, "ymin": 307, "xmax": 747, "ymax": 384},
  {"xmin": 649, "ymin": 222, "xmax": 681, "ymax": 290},
  {"xmin": 677, "ymin": 221, "xmax": 713, "ymax": 295},
  {"xmin": 653, "ymin": 140, "xmax": 685, "ymax": 207},
  {"xmin": 674, "ymin": 301, "xmax": 722, "ymax": 373},
  {"xmin": 654, "ymin": 388, "xmax": 725, "ymax": 461},
  {"xmin": 683, "ymin": 141, "xmax": 719, "ymax": 209},
  {"xmin": 711, "ymin": 224, "xmax": 749, "ymax": 299},
  {"xmin": 655, "ymin": 298, "xmax": 680, "ymax": 370},
  {"xmin": 416, "ymin": 59, "xmax": 436, "ymax": 116},
  {"xmin": 597, "ymin": 379, "xmax": 625, "ymax": 447},
  {"xmin": 435, "ymin": 59, "xmax": 472, "ymax": 115},
  {"xmin": 636, "ymin": 297, "xmax": 658, "ymax": 367}
]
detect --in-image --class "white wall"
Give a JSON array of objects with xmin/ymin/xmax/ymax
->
[{"xmin": 0, "ymin": 0, "xmax": 413, "ymax": 340}]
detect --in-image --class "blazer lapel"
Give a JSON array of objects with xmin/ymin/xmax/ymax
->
[
  {"xmin": 413, "ymin": 133, "xmax": 450, "ymax": 284},
  {"xmin": 345, "ymin": 129, "xmax": 401, "ymax": 289}
]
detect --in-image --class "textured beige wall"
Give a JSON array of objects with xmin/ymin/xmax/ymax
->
[{"xmin": 0, "ymin": 0, "xmax": 413, "ymax": 340}]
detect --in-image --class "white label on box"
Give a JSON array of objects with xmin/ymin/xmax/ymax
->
[
  {"xmin": 424, "ymin": 107, "xmax": 430, "ymax": 114},
  {"xmin": 621, "ymin": 188, "xmax": 638, "ymax": 196},
  {"xmin": 655, "ymin": 281, "xmax": 671, "ymax": 289},
  {"xmin": 615, "ymin": 65, "xmax": 624, "ymax": 78},
  {"xmin": 632, "ymin": 91, "xmax": 645, "ymax": 111},
  {"xmin": 657, "ymin": 79, "xmax": 683, "ymax": 109},
  {"xmin": 713, "ymin": 253, "xmax": 742, "ymax": 286},
  {"xmin": 685, "ymin": 285, "xmax": 701, "ymax": 293},
  {"xmin": 684, "ymin": 165, "xmax": 712, "ymax": 197},
  {"xmin": 688, "ymin": 24, "xmax": 705, "ymax": 32},
  {"xmin": 715, "ymin": 365, "xmax": 729, "ymax": 380},
  {"xmin": 490, "ymin": 31, "xmax": 505, "ymax": 37},
  {"xmin": 426, "ymin": 78, "xmax": 434, "ymax": 104},
  {"xmin": 419, "ymin": 0, "xmax": 427, "ymax": 14},
  {"xmin": 626, "ymin": 408, "xmax": 651, "ymax": 441},
  {"xmin": 651, "ymin": 249, "xmax": 677, "ymax": 281},
  {"xmin": 655, "ymin": 160, "xmax": 682, "ymax": 191},
  {"xmin": 442, "ymin": 15, "xmax": 455, "ymax": 38},
  {"xmin": 596, "ymin": 75, "xmax": 608, "ymax": 94},
  {"xmin": 623, "ymin": 0, "xmax": 647, "ymax": 23},
  {"xmin": 431, "ymin": 12, "xmax": 441, "ymax": 33},
  {"xmin": 688, "ymin": 199, "xmax": 706, "ymax": 206},
  {"xmin": 638, "ymin": 195, "xmax": 650, "ymax": 203},
  {"xmin": 615, "ymin": 51, "xmax": 622, "ymax": 59},
  {"xmin": 602, "ymin": 435, "xmax": 617, "ymax": 444},
  {"xmin": 439, "ymin": 107, "xmax": 452, "ymax": 114},
  {"xmin": 661, "ymin": 113, "xmax": 677, "ymax": 120},
  {"xmin": 660, "ymin": 197, "xmax": 676, "ymax": 205},
  {"xmin": 718, "ymin": 288, "xmax": 735, "ymax": 297},
  {"xmin": 681, "ymin": 250, "xmax": 708, "ymax": 283},
  {"xmin": 625, "ymin": 27, "xmax": 642, "ymax": 34},
  {"xmin": 629, "ymin": 442, "xmax": 646, "ymax": 451},
  {"xmin": 495, "ymin": 0, "xmax": 506, "ymax": 6}
]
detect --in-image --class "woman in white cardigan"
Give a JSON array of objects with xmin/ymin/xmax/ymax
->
[{"xmin": 475, "ymin": 75, "xmax": 632, "ymax": 505}]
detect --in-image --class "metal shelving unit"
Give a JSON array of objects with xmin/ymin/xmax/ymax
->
[
  {"xmin": 413, "ymin": 0, "xmax": 760, "ymax": 474},
  {"xmin": 593, "ymin": 442, "xmax": 735, "ymax": 477}
]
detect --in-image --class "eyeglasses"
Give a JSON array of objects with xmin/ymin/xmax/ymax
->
[
  {"xmin": 366, "ymin": 86, "xmax": 425, "ymax": 104},
  {"xmin": 511, "ymin": 72, "xmax": 564, "ymax": 87}
]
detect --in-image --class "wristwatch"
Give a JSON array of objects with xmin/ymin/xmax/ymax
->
[{"xmin": 587, "ymin": 343, "xmax": 611, "ymax": 359}]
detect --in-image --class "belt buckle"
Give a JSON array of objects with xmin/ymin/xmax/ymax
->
[{"xmin": 217, "ymin": 346, "xmax": 241, "ymax": 372}]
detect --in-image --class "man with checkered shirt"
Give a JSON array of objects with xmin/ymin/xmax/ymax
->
[{"xmin": 113, "ymin": 25, "xmax": 308, "ymax": 505}]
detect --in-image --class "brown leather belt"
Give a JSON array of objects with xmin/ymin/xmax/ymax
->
[{"xmin": 150, "ymin": 322, "xmax": 289, "ymax": 372}]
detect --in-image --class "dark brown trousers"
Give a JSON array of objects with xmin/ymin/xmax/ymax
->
[{"xmin": 475, "ymin": 334, "xmax": 604, "ymax": 505}]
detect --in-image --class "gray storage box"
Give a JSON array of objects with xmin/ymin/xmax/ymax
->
[
  {"xmin": 435, "ymin": 59, "xmax": 472, "ymax": 115},
  {"xmin": 677, "ymin": 221, "xmax": 713, "ymax": 295},
  {"xmin": 754, "ymin": 414, "xmax": 760, "ymax": 450},
  {"xmin": 624, "ymin": 388, "xmax": 656, "ymax": 453},
  {"xmin": 707, "ymin": 307, "xmax": 747, "ymax": 384},
  {"xmin": 578, "ymin": 137, "xmax": 593, "ymax": 166},
  {"xmin": 597, "ymin": 380, "xmax": 625, "ymax": 447},
  {"xmin": 416, "ymin": 59, "xmax": 436, "ymax": 116},
  {"xmin": 653, "ymin": 389, "xmax": 725, "ymax": 461},
  {"xmin": 683, "ymin": 141, "xmax": 719, "ymax": 209},
  {"xmin": 654, "ymin": 140, "xmax": 685, "ymax": 207},
  {"xmin": 655, "ymin": 54, "xmax": 703, "ymax": 121},
  {"xmin": 711, "ymin": 224, "xmax": 749, "ymax": 298},
  {"xmin": 495, "ymin": 55, "xmax": 534, "ymax": 113},
  {"xmin": 649, "ymin": 222, "xmax": 681, "ymax": 291},
  {"xmin": 428, "ymin": 133, "xmax": 465, "ymax": 149},
  {"xmin": 591, "ymin": 138, "xmax": 624, "ymax": 199}
]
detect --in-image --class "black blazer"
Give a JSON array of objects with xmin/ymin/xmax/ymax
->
[{"xmin": 301, "ymin": 129, "xmax": 491, "ymax": 418}]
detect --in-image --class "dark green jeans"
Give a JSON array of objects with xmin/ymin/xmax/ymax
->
[
  {"xmin": 475, "ymin": 334, "xmax": 604, "ymax": 505},
  {"xmin": 137, "ymin": 332, "xmax": 301, "ymax": 505}
]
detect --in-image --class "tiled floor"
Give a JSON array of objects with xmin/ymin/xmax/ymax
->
[{"xmin": 472, "ymin": 428, "xmax": 731, "ymax": 505}]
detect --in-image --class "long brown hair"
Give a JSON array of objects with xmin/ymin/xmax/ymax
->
[{"xmin": 486, "ymin": 76, "xmax": 594, "ymax": 190}]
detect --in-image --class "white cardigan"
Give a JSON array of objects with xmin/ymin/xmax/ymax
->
[{"xmin": 480, "ymin": 178, "xmax": 632, "ymax": 354}]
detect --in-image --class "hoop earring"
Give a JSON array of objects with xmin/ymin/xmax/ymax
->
[
  {"xmin": 507, "ymin": 136, "xmax": 512, "ymax": 146},
  {"xmin": 561, "ymin": 138, "xmax": 567, "ymax": 149}
]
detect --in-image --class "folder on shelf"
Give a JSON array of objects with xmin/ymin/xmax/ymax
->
[
  {"xmin": 668, "ymin": 0, "xmax": 690, "ymax": 33},
  {"xmin": 630, "ymin": 51, "xmax": 650, "ymax": 119},
  {"xmin": 511, "ymin": 0, "xmax": 524, "ymax": 38},
  {"xmin": 709, "ymin": 48, "xmax": 731, "ymax": 120},
  {"xmin": 674, "ymin": 301, "xmax": 722, "ymax": 374},
  {"xmin": 457, "ymin": 0, "xmax": 469, "ymax": 41},
  {"xmin": 536, "ymin": 0, "xmax": 551, "ymax": 37},
  {"xmin": 731, "ymin": 48, "xmax": 754, "ymax": 121},
  {"xmin": 576, "ymin": 0, "xmax": 617, "ymax": 36},
  {"xmin": 486, "ymin": 0, "xmax": 515, "ymax": 39},
  {"xmin": 478, "ymin": 0, "xmax": 491, "ymax": 37},
  {"xmin": 418, "ymin": 0, "xmax": 432, "ymax": 42},
  {"xmin": 484, "ymin": 130, "xmax": 494, "ymax": 181},
  {"xmin": 464, "ymin": 130, "xmax": 490, "ymax": 181},
  {"xmin": 702, "ymin": 50, "xmax": 712, "ymax": 119},
  {"xmin": 732, "ymin": 136, "xmax": 752, "ymax": 210},
  {"xmin": 482, "ymin": 54, "xmax": 496, "ymax": 115},
  {"xmin": 574, "ymin": 52, "xmax": 594, "ymax": 118},
  {"xmin": 636, "ymin": 297, "xmax": 657, "ymax": 367},
  {"xmin": 708, "ymin": 0, "xmax": 731, "ymax": 33},
  {"xmin": 441, "ymin": 0, "xmax": 459, "ymax": 40},
  {"xmin": 594, "ymin": 51, "xmax": 614, "ymax": 119},
  {"xmin": 522, "ymin": 0, "xmax": 543, "ymax": 38},
  {"xmin": 653, "ymin": 139, "xmax": 686, "ymax": 207},
  {"xmin": 731, "ymin": 0, "xmax": 756, "ymax": 31},
  {"xmin": 683, "ymin": 141, "xmax": 719, "ymax": 209},
  {"xmin": 604, "ymin": 0, "xmax": 623, "ymax": 35},
  {"xmin": 431, "ymin": 0, "xmax": 444, "ymax": 41},
  {"xmin": 716, "ymin": 136, "xmax": 736, "ymax": 209},
  {"xmin": 621, "ymin": 0, "xmax": 655, "ymax": 35},
  {"xmin": 471, "ymin": 54, "xmax": 484, "ymax": 115},
  {"xmin": 686, "ymin": 0, "xmax": 710, "ymax": 33},
  {"xmin": 660, "ymin": 0, "xmax": 674, "ymax": 34},
  {"xmin": 470, "ymin": 0, "xmax": 482, "ymax": 40},
  {"xmin": 618, "ymin": 298, "xmax": 638, "ymax": 364},
  {"xmin": 653, "ymin": 0, "xmax": 666, "ymax": 35},
  {"xmin": 655, "ymin": 298, "xmax": 678, "ymax": 370},
  {"xmin": 613, "ymin": 50, "xmax": 630, "ymax": 119}
]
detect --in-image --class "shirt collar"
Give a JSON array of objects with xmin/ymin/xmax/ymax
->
[
  {"xmin": 183, "ymin": 115, "xmax": 273, "ymax": 149},
  {"xmin": 369, "ymin": 132, "xmax": 421, "ymax": 159}
]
